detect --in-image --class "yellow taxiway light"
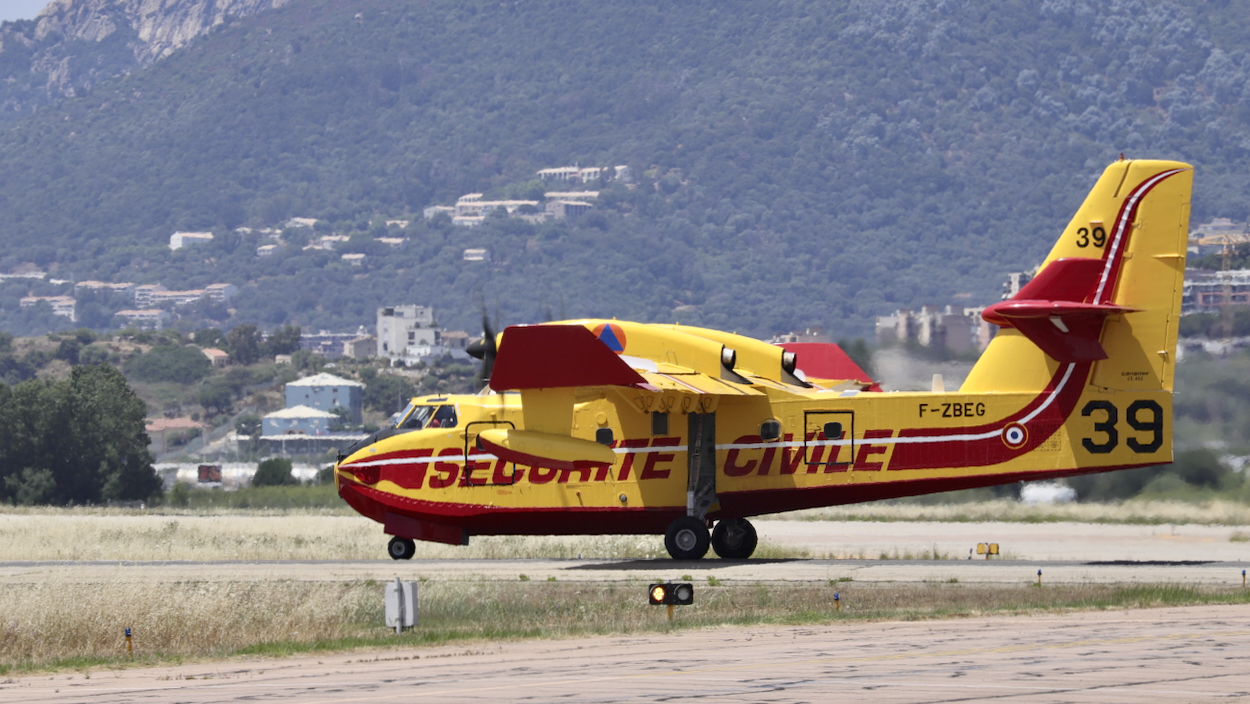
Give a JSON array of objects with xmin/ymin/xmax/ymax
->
[{"xmin": 976, "ymin": 543, "xmax": 999, "ymax": 559}]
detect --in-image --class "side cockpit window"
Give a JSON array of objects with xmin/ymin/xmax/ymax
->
[
  {"xmin": 428, "ymin": 405, "xmax": 458, "ymax": 429},
  {"xmin": 396, "ymin": 404, "xmax": 434, "ymax": 430}
]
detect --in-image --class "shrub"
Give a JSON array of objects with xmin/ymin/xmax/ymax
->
[{"xmin": 252, "ymin": 457, "xmax": 297, "ymax": 487}]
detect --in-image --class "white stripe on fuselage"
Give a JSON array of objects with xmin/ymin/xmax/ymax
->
[{"xmin": 347, "ymin": 366, "xmax": 1077, "ymax": 470}]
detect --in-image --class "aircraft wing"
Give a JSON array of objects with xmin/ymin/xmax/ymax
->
[
  {"xmin": 489, "ymin": 324, "xmax": 651, "ymax": 391},
  {"xmin": 490, "ymin": 324, "xmax": 763, "ymax": 395}
]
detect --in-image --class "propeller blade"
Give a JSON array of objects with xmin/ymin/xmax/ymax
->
[{"xmin": 470, "ymin": 314, "xmax": 497, "ymax": 390}]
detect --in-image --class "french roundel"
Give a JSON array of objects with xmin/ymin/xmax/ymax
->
[
  {"xmin": 592, "ymin": 323, "xmax": 627, "ymax": 353},
  {"xmin": 1001, "ymin": 423, "xmax": 1028, "ymax": 449}
]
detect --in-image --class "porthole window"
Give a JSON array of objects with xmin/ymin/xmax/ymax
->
[{"xmin": 760, "ymin": 419, "xmax": 782, "ymax": 441}]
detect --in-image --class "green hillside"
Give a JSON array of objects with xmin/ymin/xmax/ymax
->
[{"xmin": 0, "ymin": 0, "xmax": 1247, "ymax": 337}]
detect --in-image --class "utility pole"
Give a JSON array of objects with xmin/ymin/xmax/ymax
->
[{"xmin": 1221, "ymin": 236, "xmax": 1235, "ymax": 339}]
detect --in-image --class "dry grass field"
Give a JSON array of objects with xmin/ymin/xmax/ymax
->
[
  {"xmin": 2, "ymin": 499, "xmax": 1247, "ymax": 561},
  {"xmin": 783, "ymin": 499, "xmax": 1250, "ymax": 525},
  {"xmin": 0, "ymin": 511, "xmax": 695, "ymax": 561},
  {"xmin": 3, "ymin": 577, "xmax": 1248, "ymax": 674}
]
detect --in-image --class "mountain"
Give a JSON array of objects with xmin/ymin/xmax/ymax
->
[
  {"xmin": 0, "ymin": 0, "xmax": 1247, "ymax": 339},
  {"xmin": 0, "ymin": 0, "xmax": 287, "ymax": 117}
]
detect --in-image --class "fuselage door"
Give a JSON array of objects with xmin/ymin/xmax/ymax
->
[
  {"xmin": 464, "ymin": 420, "xmax": 518, "ymax": 486},
  {"xmin": 804, "ymin": 411, "xmax": 854, "ymax": 469}
]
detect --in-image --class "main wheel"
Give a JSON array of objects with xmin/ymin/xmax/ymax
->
[
  {"xmin": 387, "ymin": 536, "xmax": 416, "ymax": 560},
  {"xmin": 664, "ymin": 516, "xmax": 710, "ymax": 560},
  {"xmin": 711, "ymin": 518, "xmax": 758, "ymax": 559}
]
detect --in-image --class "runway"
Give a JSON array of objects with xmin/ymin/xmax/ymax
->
[
  {"xmin": 4, "ymin": 604, "xmax": 1249, "ymax": 703},
  {"xmin": 1, "ymin": 556, "xmax": 1247, "ymax": 587}
]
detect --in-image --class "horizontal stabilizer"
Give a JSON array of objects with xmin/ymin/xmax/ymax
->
[
  {"xmin": 490, "ymin": 324, "xmax": 648, "ymax": 391},
  {"xmin": 477, "ymin": 428, "xmax": 616, "ymax": 470},
  {"xmin": 1003, "ymin": 312, "xmax": 1113, "ymax": 362},
  {"xmin": 983, "ymin": 258, "xmax": 1137, "ymax": 363}
]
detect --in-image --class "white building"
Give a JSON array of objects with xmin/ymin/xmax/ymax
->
[
  {"xmin": 377, "ymin": 305, "xmax": 436, "ymax": 361},
  {"xmin": 375, "ymin": 306, "xmax": 467, "ymax": 364},
  {"xmin": 115, "ymin": 309, "xmax": 170, "ymax": 329},
  {"xmin": 536, "ymin": 165, "xmax": 631, "ymax": 184},
  {"xmin": 169, "ymin": 232, "xmax": 214, "ymax": 250},
  {"xmin": 20, "ymin": 295, "xmax": 76, "ymax": 321},
  {"xmin": 75, "ymin": 281, "xmax": 135, "ymax": 295}
]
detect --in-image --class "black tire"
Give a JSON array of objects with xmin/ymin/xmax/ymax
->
[
  {"xmin": 711, "ymin": 518, "xmax": 758, "ymax": 559},
  {"xmin": 387, "ymin": 536, "xmax": 416, "ymax": 560},
  {"xmin": 664, "ymin": 516, "xmax": 710, "ymax": 560}
]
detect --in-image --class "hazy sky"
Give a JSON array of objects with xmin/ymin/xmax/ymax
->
[{"xmin": 0, "ymin": 1, "xmax": 51, "ymax": 23}]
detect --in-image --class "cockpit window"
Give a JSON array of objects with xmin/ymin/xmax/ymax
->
[
  {"xmin": 394, "ymin": 403, "xmax": 456, "ymax": 430},
  {"xmin": 396, "ymin": 403, "xmax": 434, "ymax": 430},
  {"xmin": 428, "ymin": 405, "xmax": 458, "ymax": 429}
]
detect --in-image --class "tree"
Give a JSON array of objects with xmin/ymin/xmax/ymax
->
[
  {"xmin": 263, "ymin": 324, "xmax": 301, "ymax": 356},
  {"xmin": 0, "ymin": 365, "xmax": 159, "ymax": 504},
  {"xmin": 5, "ymin": 468, "xmax": 56, "ymax": 505},
  {"xmin": 235, "ymin": 413, "xmax": 262, "ymax": 437},
  {"xmin": 55, "ymin": 338, "xmax": 81, "ymax": 365},
  {"xmin": 192, "ymin": 328, "xmax": 226, "ymax": 348},
  {"xmin": 197, "ymin": 377, "xmax": 234, "ymax": 415},
  {"xmin": 226, "ymin": 324, "xmax": 263, "ymax": 365},
  {"xmin": 125, "ymin": 345, "xmax": 211, "ymax": 383},
  {"xmin": 363, "ymin": 372, "xmax": 416, "ymax": 415},
  {"xmin": 253, "ymin": 457, "xmax": 297, "ymax": 486},
  {"xmin": 67, "ymin": 365, "xmax": 162, "ymax": 502}
]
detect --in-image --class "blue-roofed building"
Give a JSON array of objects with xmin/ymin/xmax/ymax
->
[{"xmin": 284, "ymin": 372, "xmax": 364, "ymax": 424}]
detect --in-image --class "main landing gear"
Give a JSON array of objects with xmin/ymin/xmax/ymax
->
[
  {"xmin": 711, "ymin": 518, "xmax": 758, "ymax": 559},
  {"xmin": 388, "ymin": 536, "xmax": 416, "ymax": 560},
  {"xmin": 663, "ymin": 517, "xmax": 758, "ymax": 560}
]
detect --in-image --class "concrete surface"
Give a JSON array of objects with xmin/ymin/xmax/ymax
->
[{"xmin": 3, "ymin": 605, "xmax": 1249, "ymax": 703}]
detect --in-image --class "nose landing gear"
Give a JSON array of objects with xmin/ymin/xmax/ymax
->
[{"xmin": 388, "ymin": 536, "xmax": 416, "ymax": 560}]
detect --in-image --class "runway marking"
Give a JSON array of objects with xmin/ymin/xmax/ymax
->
[{"xmin": 23, "ymin": 625, "xmax": 1250, "ymax": 701}]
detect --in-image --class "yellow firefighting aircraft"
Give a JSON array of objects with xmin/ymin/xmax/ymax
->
[{"xmin": 337, "ymin": 158, "xmax": 1192, "ymax": 561}]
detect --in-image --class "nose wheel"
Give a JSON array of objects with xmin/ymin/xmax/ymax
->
[
  {"xmin": 388, "ymin": 536, "xmax": 416, "ymax": 560},
  {"xmin": 664, "ymin": 516, "xmax": 710, "ymax": 560},
  {"xmin": 711, "ymin": 518, "xmax": 757, "ymax": 559}
]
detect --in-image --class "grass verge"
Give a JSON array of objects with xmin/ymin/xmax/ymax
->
[
  {"xmin": 780, "ymin": 499, "xmax": 1250, "ymax": 525},
  {"xmin": 2, "ymin": 580, "xmax": 1248, "ymax": 675}
]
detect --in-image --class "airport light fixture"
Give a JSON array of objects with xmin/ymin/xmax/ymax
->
[{"xmin": 648, "ymin": 582, "xmax": 694, "ymax": 606}]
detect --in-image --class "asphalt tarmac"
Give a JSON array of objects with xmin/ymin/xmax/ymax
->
[
  {"xmin": 4, "ymin": 605, "xmax": 1249, "ymax": 703},
  {"xmin": 0, "ymin": 556, "xmax": 1248, "ymax": 586}
]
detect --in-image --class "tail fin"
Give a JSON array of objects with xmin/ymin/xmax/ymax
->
[{"xmin": 963, "ymin": 159, "xmax": 1192, "ymax": 393}]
